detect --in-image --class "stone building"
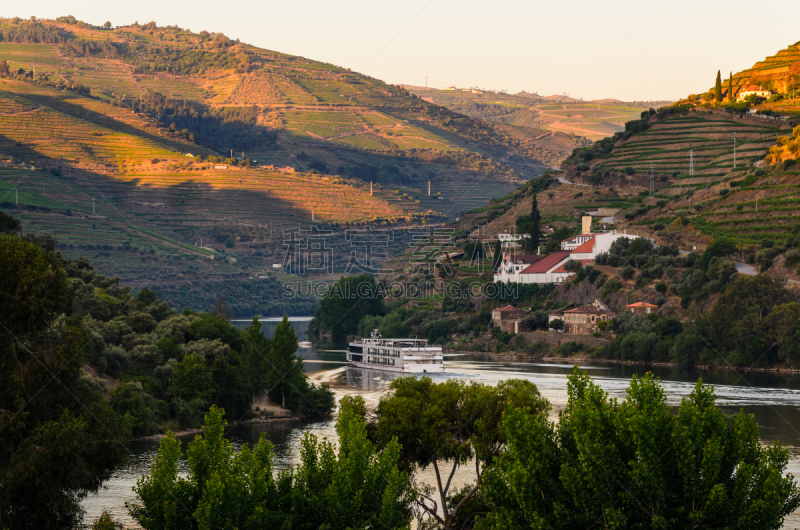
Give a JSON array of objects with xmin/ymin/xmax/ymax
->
[
  {"xmin": 492, "ymin": 305, "xmax": 528, "ymax": 333},
  {"xmin": 549, "ymin": 299, "xmax": 615, "ymax": 335}
]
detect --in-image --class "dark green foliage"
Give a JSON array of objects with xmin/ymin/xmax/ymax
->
[
  {"xmin": 715, "ymin": 70, "xmax": 723, "ymax": 102},
  {"xmin": 0, "ymin": 20, "xmax": 69, "ymax": 43},
  {"xmin": 312, "ymin": 274, "xmax": 385, "ymax": 340},
  {"xmin": 114, "ymin": 92, "xmax": 275, "ymax": 151},
  {"xmin": 0, "ymin": 233, "xmax": 67, "ymax": 336},
  {"xmin": 492, "ymin": 239, "xmax": 502, "ymax": 270},
  {"xmin": 129, "ymin": 404, "xmax": 413, "ymax": 530},
  {"xmin": 0, "ymin": 231, "xmax": 129, "ymax": 528},
  {"xmin": 60, "ymin": 38, "xmax": 125, "ymax": 58},
  {"xmin": 478, "ymin": 368, "xmax": 800, "ymax": 529},
  {"xmin": 515, "ymin": 194, "xmax": 541, "ymax": 253},
  {"xmin": 0, "ymin": 210, "xmax": 21, "ymax": 234},
  {"xmin": 463, "ymin": 240, "xmax": 486, "ymax": 264}
]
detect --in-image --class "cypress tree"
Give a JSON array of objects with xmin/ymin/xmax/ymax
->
[
  {"xmin": 728, "ymin": 72, "xmax": 733, "ymax": 101},
  {"xmin": 715, "ymin": 70, "xmax": 722, "ymax": 102},
  {"xmin": 492, "ymin": 239, "xmax": 503, "ymax": 271},
  {"xmin": 527, "ymin": 194, "xmax": 541, "ymax": 253}
]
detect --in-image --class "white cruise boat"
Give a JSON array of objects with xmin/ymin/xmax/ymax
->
[{"xmin": 347, "ymin": 330, "xmax": 445, "ymax": 373}]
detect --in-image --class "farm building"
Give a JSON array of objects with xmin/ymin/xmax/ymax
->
[
  {"xmin": 737, "ymin": 84, "xmax": 773, "ymax": 101},
  {"xmin": 549, "ymin": 299, "xmax": 615, "ymax": 335}
]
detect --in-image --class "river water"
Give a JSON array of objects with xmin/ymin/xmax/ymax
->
[{"xmin": 83, "ymin": 318, "xmax": 800, "ymax": 528}]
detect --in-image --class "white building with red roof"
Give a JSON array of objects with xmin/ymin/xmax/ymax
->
[
  {"xmin": 494, "ymin": 231, "xmax": 646, "ymax": 285},
  {"xmin": 561, "ymin": 231, "xmax": 644, "ymax": 260}
]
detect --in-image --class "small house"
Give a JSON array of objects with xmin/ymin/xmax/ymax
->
[
  {"xmin": 737, "ymin": 84, "xmax": 773, "ymax": 102},
  {"xmin": 492, "ymin": 305, "xmax": 528, "ymax": 333},
  {"xmin": 626, "ymin": 302, "xmax": 658, "ymax": 315}
]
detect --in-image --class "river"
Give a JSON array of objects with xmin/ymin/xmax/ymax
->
[{"xmin": 82, "ymin": 318, "xmax": 800, "ymax": 528}]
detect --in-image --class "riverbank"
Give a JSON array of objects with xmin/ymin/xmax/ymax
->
[
  {"xmin": 456, "ymin": 351, "xmax": 800, "ymax": 374},
  {"xmin": 130, "ymin": 415, "xmax": 302, "ymax": 442}
]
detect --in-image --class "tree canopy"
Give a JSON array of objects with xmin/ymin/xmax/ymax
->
[
  {"xmin": 477, "ymin": 368, "xmax": 800, "ymax": 529},
  {"xmin": 129, "ymin": 402, "xmax": 413, "ymax": 529}
]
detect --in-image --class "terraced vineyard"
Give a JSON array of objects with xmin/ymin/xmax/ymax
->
[
  {"xmin": 601, "ymin": 111, "xmax": 783, "ymax": 188},
  {"xmin": 0, "ymin": 16, "xmax": 596, "ymax": 313},
  {"xmin": 561, "ymin": 105, "xmax": 799, "ymax": 249}
]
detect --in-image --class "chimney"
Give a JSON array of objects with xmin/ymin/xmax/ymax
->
[{"xmin": 582, "ymin": 216, "xmax": 592, "ymax": 235}]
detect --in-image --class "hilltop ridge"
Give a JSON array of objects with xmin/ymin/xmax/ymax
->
[{"xmin": 0, "ymin": 15, "xmax": 590, "ymax": 314}]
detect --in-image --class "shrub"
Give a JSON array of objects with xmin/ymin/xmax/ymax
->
[
  {"xmin": 620, "ymin": 265, "xmax": 635, "ymax": 280},
  {"xmin": 655, "ymin": 282, "xmax": 667, "ymax": 293}
]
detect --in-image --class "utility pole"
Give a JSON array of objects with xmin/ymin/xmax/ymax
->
[
  {"xmin": 230, "ymin": 148, "xmax": 233, "ymax": 159},
  {"xmin": 428, "ymin": 180, "xmax": 431, "ymax": 196},
  {"xmin": 689, "ymin": 150, "xmax": 694, "ymax": 175},
  {"xmin": 370, "ymin": 182, "xmax": 373, "ymax": 196},
  {"xmin": 733, "ymin": 133, "xmax": 737, "ymax": 169}
]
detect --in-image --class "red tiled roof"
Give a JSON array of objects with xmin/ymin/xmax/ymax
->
[
  {"xmin": 552, "ymin": 259, "xmax": 592, "ymax": 273},
  {"xmin": 497, "ymin": 305, "xmax": 520, "ymax": 312},
  {"xmin": 520, "ymin": 250, "xmax": 572, "ymax": 274},
  {"xmin": 507, "ymin": 254, "xmax": 544, "ymax": 265},
  {"xmin": 572, "ymin": 237, "xmax": 595, "ymax": 254},
  {"xmin": 626, "ymin": 302, "xmax": 658, "ymax": 308}
]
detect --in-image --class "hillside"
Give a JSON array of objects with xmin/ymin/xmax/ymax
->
[
  {"xmin": 404, "ymin": 85, "xmax": 672, "ymax": 142},
  {"xmin": 0, "ymin": 16, "xmax": 589, "ymax": 315},
  {"xmin": 555, "ymin": 39, "xmax": 800, "ymax": 253}
]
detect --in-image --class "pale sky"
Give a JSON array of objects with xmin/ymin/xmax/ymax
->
[{"xmin": 6, "ymin": 0, "xmax": 800, "ymax": 101}]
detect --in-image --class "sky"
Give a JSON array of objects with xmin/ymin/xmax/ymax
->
[{"xmin": 5, "ymin": 0, "xmax": 800, "ymax": 101}]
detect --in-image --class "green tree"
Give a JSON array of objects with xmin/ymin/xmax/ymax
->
[
  {"xmin": 715, "ymin": 70, "xmax": 723, "ymax": 102},
  {"xmin": 103, "ymin": 21, "xmax": 112, "ymax": 29},
  {"xmin": 708, "ymin": 274, "xmax": 792, "ymax": 352},
  {"xmin": 0, "ymin": 210, "xmax": 20, "ymax": 233},
  {"xmin": 266, "ymin": 316, "xmax": 306, "ymax": 410},
  {"xmin": 0, "ymin": 233, "xmax": 66, "ymax": 336},
  {"xmin": 312, "ymin": 275, "xmax": 385, "ymax": 339},
  {"xmin": 129, "ymin": 403, "xmax": 412, "ymax": 529},
  {"xmin": 515, "ymin": 195, "xmax": 541, "ymax": 254},
  {"xmin": 367, "ymin": 377, "xmax": 549, "ymax": 529},
  {"xmin": 239, "ymin": 316, "xmax": 271, "ymax": 409},
  {"xmin": 761, "ymin": 302, "xmax": 800, "ymax": 362},
  {"xmin": 729, "ymin": 71, "xmax": 734, "ymax": 101},
  {"xmin": 171, "ymin": 355, "xmax": 215, "ymax": 402},
  {"xmin": 0, "ymin": 233, "xmax": 129, "ymax": 529},
  {"xmin": 477, "ymin": 368, "xmax": 800, "ymax": 529},
  {"xmin": 701, "ymin": 236, "xmax": 737, "ymax": 270},
  {"xmin": 491, "ymin": 239, "xmax": 503, "ymax": 271}
]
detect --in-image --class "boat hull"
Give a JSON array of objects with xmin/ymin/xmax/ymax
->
[{"xmin": 350, "ymin": 361, "xmax": 445, "ymax": 374}]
